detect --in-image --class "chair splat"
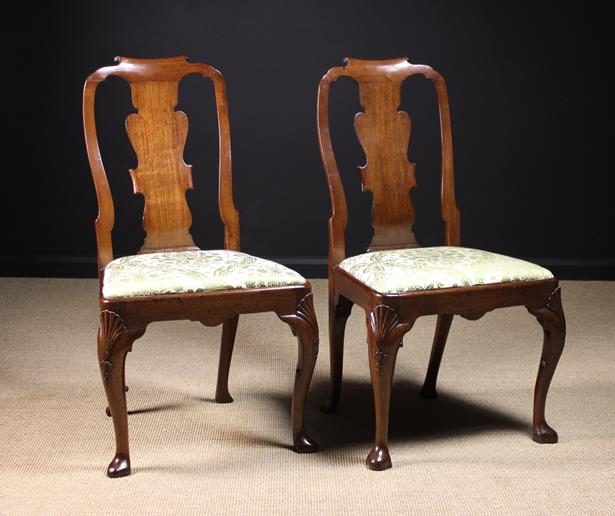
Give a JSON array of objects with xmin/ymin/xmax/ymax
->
[
  {"xmin": 354, "ymin": 77, "xmax": 418, "ymax": 251},
  {"xmin": 126, "ymin": 79, "xmax": 195, "ymax": 251}
]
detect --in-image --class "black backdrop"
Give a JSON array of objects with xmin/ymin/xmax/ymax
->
[{"xmin": 1, "ymin": 1, "xmax": 612, "ymax": 278}]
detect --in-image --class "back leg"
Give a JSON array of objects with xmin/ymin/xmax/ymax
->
[
  {"xmin": 420, "ymin": 314, "xmax": 454, "ymax": 399},
  {"xmin": 215, "ymin": 315, "xmax": 239, "ymax": 403},
  {"xmin": 321, "ymin": 295, "xmax": 352, "ymax": 414}
]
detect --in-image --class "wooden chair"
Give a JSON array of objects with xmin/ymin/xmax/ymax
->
[
  {"xmin": 83, "ymin": 56, "xmax": 319, "ymax": 478},
  {"xmin": 317, "ymin": 57, "xmax": 566, "ymax": 470}
]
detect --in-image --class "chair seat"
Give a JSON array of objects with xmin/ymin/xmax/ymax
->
[
  {"xmin": 102, "ymin": 250, "xmax": 306, "ymax": 299},
  {"xmin": 338, "ymin": 246, "xmax": 553, "ymax": 294}
]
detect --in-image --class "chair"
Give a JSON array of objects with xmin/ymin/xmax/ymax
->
[
  {"xmin": 83, "ymin": 56, "xmax": 319, "ymax": 478},
  {"xmin": 316, "ymin": 57, "xmax": 566, "ymax": 470}
]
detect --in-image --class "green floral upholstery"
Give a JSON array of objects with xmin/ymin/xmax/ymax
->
[
  {"xmin": 103, "ymin": 250, "xmax": 306, "ymax": 299},
  {"xmin": 338, "ymin": 246, "xmax": 553, "ymax": 294}
]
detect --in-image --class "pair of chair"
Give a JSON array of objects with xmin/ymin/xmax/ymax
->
[{"xmin": 83, "ymin": 56, "xmax": 565, "ymax": 477}]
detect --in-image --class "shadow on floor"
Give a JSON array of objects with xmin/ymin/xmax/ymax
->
[
  {"xmin": 118, "ymin": 377, "xmax": 529, "ymax": 455},
  {"xmin": 127, "ymin": 402, "xmax": 187, "ymax": 415},
  {"xmin": 281, "ymin": 378, "xmax": 528, "ymax": 451}
]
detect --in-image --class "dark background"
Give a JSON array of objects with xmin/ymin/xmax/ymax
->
[{"xmin": 1, "ymin": 1, "xmax": 612, "ymax": 278}]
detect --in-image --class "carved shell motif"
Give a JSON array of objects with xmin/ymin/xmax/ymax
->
[
  {"xmin": 98, "ymin": 310, "xmax": 127, "ymax": 380},
  {"xmin": 295, "ymin": 293, "xmax": 320, "ymax": 348},
  {"xmin": 368, "ymin": 305, "xmax": 403, "ymax": 372}
]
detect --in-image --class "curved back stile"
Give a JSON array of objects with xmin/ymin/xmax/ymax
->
[
  {"xmin": 316, "ymin": 57, "xmax": 461, "ymax": 279},
  {"xmin": 82, "ymin": 56, "xmax": 240, "ymax": 278}
]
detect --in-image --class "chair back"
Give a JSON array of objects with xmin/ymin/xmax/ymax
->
[
  {"xmin": 317, "ymin": 57, "xmax": 460, "ymax": 272},
  {"xmin": 83, "ymin": 56, "xmax": 240, "ymax": 273}
]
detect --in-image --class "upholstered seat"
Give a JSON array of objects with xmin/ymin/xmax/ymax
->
[
  {"xmin": 338, "ymin": 246, "xmax": 553, "ymax": 294},
  {"xmin": 103, "ymin": 250, "xmax": 306, "ymax": 299}
]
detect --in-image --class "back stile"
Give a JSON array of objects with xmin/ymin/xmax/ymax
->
[
  {"xmin": 317, "ymin": 69, "xmax": 349, "ymax": 277},
  {"xmin": 83, "ymin": 79, "xmax": 115, "ymax": 272},
  {"xmin": 209, "ymin": 68, "xmax": 240, "ymax": 251},
  {"xmin": 433, "ymin": 75, "xmax": 461, "ymax": 246}
]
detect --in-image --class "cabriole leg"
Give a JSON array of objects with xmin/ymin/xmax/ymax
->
[
  {"xmin": 365, "ymin": 305, "xmax": 413, "ymax": 471},
  {"xmin": 98, "ymin": 310, "xmax": 142, "ymax": 478},
  {"xmin": 527, "ymin": 287, "xmax": 566, "ymax": 443},
  {"xmin": 279, "ymin": 293, "xmax": 320, "ymax": 453}
]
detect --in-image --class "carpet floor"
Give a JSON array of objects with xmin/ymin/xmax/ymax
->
[{"xmin": 0, "ymin": 278, "xmax": 614, "ymax": 515}]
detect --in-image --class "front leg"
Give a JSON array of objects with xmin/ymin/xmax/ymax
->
[
  {"xmin": 105, "ymin": 385, "xmax": 129, "ymax": 417},
  {"xmin": 527, "ymin": 286, "xmax": 566, "ymax": 443},
  {"xmin": 97, "ymin": 310, "xmax": 143, "ymax": 478},
  {"xmin": 365, "ymin": 305, "xmax": 414, "ymax": 471},
  {"xmin": 278, "ymin": 292, "xmax": 320, "ymax": 453}
]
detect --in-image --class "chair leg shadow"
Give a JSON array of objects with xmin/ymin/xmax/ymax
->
[
  {"xmin": 264, "ymin": 378, "xmax": 528, "ymax": 458},
  {"xmin": 127, "ymin": 402, "xmax": 186, "ymax": 415}
]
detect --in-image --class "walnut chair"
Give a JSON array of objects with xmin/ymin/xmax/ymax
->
[
  {"xmin": 83, "ymin": 56, "xmax": 319, "ymax": 478},
  {"xmin": 316, "ymin": 57, "xmax": 566, "ymax": 471}
]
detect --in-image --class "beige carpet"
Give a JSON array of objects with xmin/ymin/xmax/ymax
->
[{"xmin": 0, "ymin": 278, "xmax": 614, "ymax": 515}]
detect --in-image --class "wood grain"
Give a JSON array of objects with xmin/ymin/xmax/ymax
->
[
  {"xmin": 83, "ymin": 56, "xmax": 239, "ymax": 269},
  {"xmin": 126, "ymin": 80, "xmax": 195, "ymax": 251},
  {"xmin": 83, "ymin": 56, "xmax": 318, "ymax": 477},
  {"xmin": 317, "ymin": 57, "xmax": 460, "ymax": 269},
  {"xmin": 317, "ymin": 57, "xmax": 565, "ymax": 471}
]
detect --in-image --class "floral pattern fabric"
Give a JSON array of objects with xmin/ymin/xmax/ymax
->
[
  {"xmin": 103, "ymin": 250, "xmax": 306, "ymax": 299},
  {"xmin": 338, "ymin": 246, "xmax": 553, "ymax": 294}
]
